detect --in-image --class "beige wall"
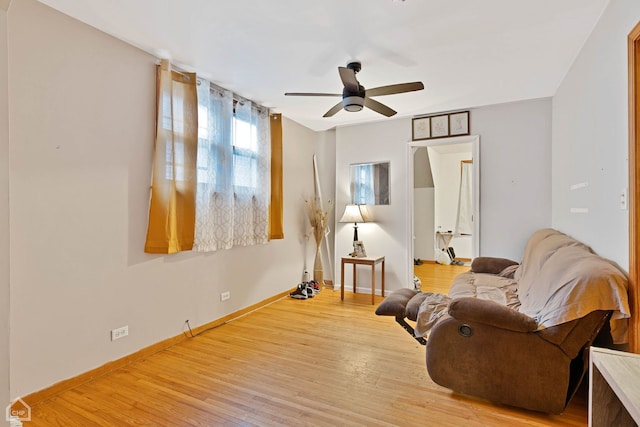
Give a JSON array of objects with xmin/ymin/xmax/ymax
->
[
  {"xmin": 8, "ymin": 0, "xmax": 317, "ymax": 398},
  {"xmin": 1, "ymin": 6, "xmax": 10, "ymax": 422}
]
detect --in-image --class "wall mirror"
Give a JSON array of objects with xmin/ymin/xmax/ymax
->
[{"xmin": 350, "ymin": 161, "xmax": 390, "ymax": 205}]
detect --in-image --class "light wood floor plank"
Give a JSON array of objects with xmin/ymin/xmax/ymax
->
[
  {"xmin": 414, "ymin": 262, "xmax": 469, "ymax": 294},
  {"xmin": 28, "ymin": 267, "xmax": 588, "ymax": 426}
]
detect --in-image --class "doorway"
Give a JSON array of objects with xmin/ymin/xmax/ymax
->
[{"xmin": 407, "ymin": 135, "xmax": 480, "ymax": 277}]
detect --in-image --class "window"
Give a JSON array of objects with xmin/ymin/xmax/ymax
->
[
  {"xmin": 163, "ymin": 91, "xmax": 186, "ymax": 182},
  {"xmin": 353, "ymin": 163, "xmax": 374, "ymax": 205},
  {"xmin": 232, "ymin": 115, "xmax": 259, "ymax": 190},
  {"xmin": 145, "ymin": 62, "xmax": 280, "ymax": 254},
  {"xmin": 196, "ymin": 98, "xmax": 261, "ymax": 190}
]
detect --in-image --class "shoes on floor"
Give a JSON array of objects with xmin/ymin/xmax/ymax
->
[
  {"xmin": 304, "ymin": 283, "xmax": 316, "ymax": 298},
  {"xmin": 307, "ymin": 280, "xmax": 320, "ymax": 292},
  {"xmin": 290, "ymin": 282, "xmax": 318, "ymax": 299},
  {"xmin": 289, "ymin": 285, "xmax": 308, "ymax": 299}
]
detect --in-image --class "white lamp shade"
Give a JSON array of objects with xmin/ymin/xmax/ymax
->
[{"xmin": 339, "ymin": 205, "xmax": 372, "ymax": 223}]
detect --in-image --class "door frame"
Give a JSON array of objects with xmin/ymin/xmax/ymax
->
[
  {"xmin": 628, "ymin": 21, "xmax": 640, "ymax": 353},
  {"xmin": 406, "ymin": 135, "xmax": 480, "ymax": 282}
]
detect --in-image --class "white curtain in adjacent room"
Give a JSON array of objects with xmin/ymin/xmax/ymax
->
[{"xmin": 455, "ymin": 161, "xmax": 473, "ymax": 235}]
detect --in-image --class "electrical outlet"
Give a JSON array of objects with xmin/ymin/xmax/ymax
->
[
  {"xmin": 111, "ymin": 325, "xmax": 128, "ymax": 341},
  {"xmin": 220, "ymin": 291, "xmax": 231, "ymax": 302}
]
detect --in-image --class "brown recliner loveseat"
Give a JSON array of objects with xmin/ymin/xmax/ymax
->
[{"xmin": 376, "ymin": 228, "xmax": 630, "ymax": 413}]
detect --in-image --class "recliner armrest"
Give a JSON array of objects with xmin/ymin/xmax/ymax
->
[
  {"xmin": 470, "ymin": 257, "xmax": 518, "ymax": 274},
  {"xmin": 448, "ymin": 297, "xmax": 537, "ymax": 333}
]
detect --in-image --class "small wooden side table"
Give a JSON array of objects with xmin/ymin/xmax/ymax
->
[{"xmin": 340, "ymin": 255, "xmax": 385, "ymax": 304}]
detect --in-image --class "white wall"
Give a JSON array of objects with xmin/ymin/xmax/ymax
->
[
  {"xmin": 283, "ymin": 117, "xmax": 330, "ymax": 278},
  {"xmin": 428, "ymin": 146, "xmax": 472, "ymax": 259},
  {"xmin": 336, "ymin": 119, "xmax": 411, "ymax": 292},
  {"xmin": 413, "ymin": 187, "xmax": 434, "ymax": 260},
  {"xmin": 314, "ymin": 129, "xmax": 336, "ymax": 283},
  {"xmin": 8, "ymin": 0, "xmax": 316, "ymax": 398},
  {"xmin": 0, "ymin": 6, "xmax": 10, "ymax": 423},
  {"xmin": 336, "ymin": 98, "xmax": 552, "ymax": 293},
  {"xmin": 413, "ymin": 147, "xmax": 435, "ymax": 260},
  {"xmin": 552, "ymin": 0, "xmax": 640, "ymax": 271},
  {"xmin": 472, "ymin": 98, "xmax": 552, "ymax": 260}
]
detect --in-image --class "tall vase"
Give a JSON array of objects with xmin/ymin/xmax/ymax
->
[{"xmin": 313, "ymin": 240, "xmax": 323, "ymax": 287}]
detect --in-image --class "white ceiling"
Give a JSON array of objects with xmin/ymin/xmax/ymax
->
[{"xmin": 37, "ymin": 0, "xmax": 610, "ymax": 132}]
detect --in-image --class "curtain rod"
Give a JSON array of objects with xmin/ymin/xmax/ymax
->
[
  {"xmin": 199, "ymin": 79, "xmax": 269, "ymax": 114},
  {"xmin": 159, "ymin": 60, "xmax": 269, "ymax": 114}
]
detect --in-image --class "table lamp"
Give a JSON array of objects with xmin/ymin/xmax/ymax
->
[{"xmin": 339, "ymin": 204, "xmax": 372, "ymax": 241}]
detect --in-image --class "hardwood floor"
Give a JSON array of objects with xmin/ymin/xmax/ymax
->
[
  {"xmin": 414, "ymin": 262, "xmax": 470, "ymax": 294},
  {"xmin": 28, "ymin": 275, "xmax": 588, "ymax": 426}
]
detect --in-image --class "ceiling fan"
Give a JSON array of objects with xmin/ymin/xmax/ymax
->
[{"xmin": 285, "ymin": 61, "xmax": 424, "ymax": 118}]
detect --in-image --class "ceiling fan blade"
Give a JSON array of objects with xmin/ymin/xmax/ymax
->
[
  {"xmin": 364, "ymin": 97, "xmax": 397, "ymax": 117},
  {"xmin": 323, "ymin": 101, "xmax": 344, "ymax": 118},
  {"xmin": 366, "ymin": 82, "xmax": 424, "ymax": 97},
  {"xmin": 285, "ymin": 92, "xmax": 341, "ymax": 97},
  {"xmin": 338, "ymin": 66, "xmax": 359, "ymax": 92}
]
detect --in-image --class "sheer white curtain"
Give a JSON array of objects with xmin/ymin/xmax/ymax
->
[
  {"xmin": 193, "ymin": 78, "xmax": 270, "ymax": 251},
  {"xmin": 194, "ymin": 80, "xmax": 234, "ymax": 251},
  {"xmin": 455, "ymin": 161, "xmax": 473, "ymax": 235},
  {"xmin": 232, "ymin": 100, "xmax": 270, "ymax": 247}
]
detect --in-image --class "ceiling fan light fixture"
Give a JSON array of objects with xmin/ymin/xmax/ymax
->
[
  {"xmin": 343, "ymin": 96, "xmax": 364, "ymax": 112},
  {"xmin": 285, "ymin": 62, "xmax": 424, "ymax": 117}
]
